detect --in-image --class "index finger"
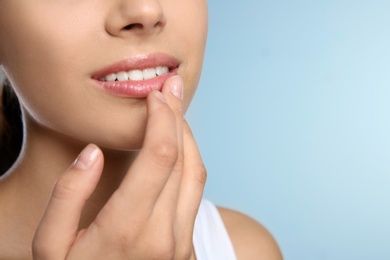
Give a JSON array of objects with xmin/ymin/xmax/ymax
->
[{"xmin": 105, "ymin": 90, "xmax": 179, "ymax": 216}]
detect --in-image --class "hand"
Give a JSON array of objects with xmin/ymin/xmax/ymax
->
[{"xmin": 32, "ymin": 76, "xmax": 206, "ymax": 260}]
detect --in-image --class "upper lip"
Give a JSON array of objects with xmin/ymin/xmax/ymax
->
[{"xmin": 92, "ymin": 53, "xmax": 180, "ymax": 80}]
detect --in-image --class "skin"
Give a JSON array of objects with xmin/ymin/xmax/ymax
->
[{"xmin": 0, "ymin": 0, "xmax": 282, "ymax": 259}]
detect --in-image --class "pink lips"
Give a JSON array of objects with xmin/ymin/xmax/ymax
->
[{"xmin": 92, "ymin": 53, "xmax": 179, "ymax": 98}]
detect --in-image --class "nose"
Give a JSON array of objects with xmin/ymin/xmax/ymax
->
[{"xmin": 105, "ymin": 0, "xmax": 166, "ymax": 37}]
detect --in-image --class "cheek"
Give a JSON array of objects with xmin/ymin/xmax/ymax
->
[
  {"xmin": 0, "ymin": 4, "xmax": 132, "ymax": 147},
  {"xmin": 19, "ymin": 80, "xmax": 149, "ymax": 150},
  {"xmin": 7, "ymin": 22, "xmax": 150, "ymax": 150},
  {"xmin": 2, "ymin": 5, "xmax": 99, "ymax": 84}
]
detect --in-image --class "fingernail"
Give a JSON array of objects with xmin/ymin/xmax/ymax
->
[
  {"xmin": 74, "ymin": 144, "xmax": 99, "ymax": 170},
  {"xmin": 153, "ymin": 90, "xmax": 167, "ymax": 103},
  {"xmin": 170, "ymin": 76, "xmax": 183, "ymax": 100}
]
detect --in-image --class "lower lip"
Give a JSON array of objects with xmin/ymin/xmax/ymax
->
[{"xmin": 93, "ymin": 69, "xmax": 178, "ymax": 98}]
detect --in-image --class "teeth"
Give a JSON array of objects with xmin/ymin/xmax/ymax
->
[
  {"xmin": 102, "ymin": 66, "xmax": 169, "ymax": 82},
  {"xmin": 143, "ymin": 68, "xmax": 157, "ymax": 80},
  {"xmin": 116, "ymin": 71, "xmax": 129, "ymax": 81},
  {"xmin": 128, "ymin": 70, "xmax": 143, "ymax": 81},
  {"xmin": 105, "ymin": 73, "xmax": 117, "ymax": 82},
  {"xmin": 156, "ymin": 66, "xmax": 169, "ymax": 76}
]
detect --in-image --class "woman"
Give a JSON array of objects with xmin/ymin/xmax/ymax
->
[{"xmin": 0, "ymin": 1, "xmax": 282, "ymax": 259}]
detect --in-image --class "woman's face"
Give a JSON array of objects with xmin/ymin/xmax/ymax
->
[{"xmin": 0, "ymin": 0, "xmax": 208, "ymax": 149}]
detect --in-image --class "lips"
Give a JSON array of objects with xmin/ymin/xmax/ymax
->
[{"xmin": 92, "ymin": 53, "xmax": 179, "ymax": 98}]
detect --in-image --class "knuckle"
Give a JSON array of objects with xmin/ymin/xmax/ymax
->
[
  {"xmin": 148, "ymin": 141, "xmax": 178, "ymax": 169},
  {"xmin": 193, "ymin": 163, "xmax": 207, "ymax": 186},
  {"xmin": 51, "ymin": 175, "xmax": 79, "ymax": 200}
]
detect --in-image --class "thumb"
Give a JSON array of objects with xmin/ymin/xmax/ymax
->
[{"xmin": 32, "ymin": 144, "xmax": 103, "ymax": 259}]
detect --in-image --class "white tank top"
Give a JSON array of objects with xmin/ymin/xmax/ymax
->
[{"xmin": 193, "ymin": 200, "xmax": 237, "ymax": 260}]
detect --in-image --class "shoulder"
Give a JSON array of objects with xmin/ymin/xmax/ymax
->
[{"xmin": 218, "ymin": 207, "xmax": 283, "ymax": 260}]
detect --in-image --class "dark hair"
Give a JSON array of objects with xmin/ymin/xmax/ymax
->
[{"xmin": 0, "ymin": 78, "xmax": 23, "ymax": 175}]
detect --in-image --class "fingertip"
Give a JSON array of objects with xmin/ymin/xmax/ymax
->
[
  {"xmin": 166, "ymin": 75, "xmax": 184, "ymax": 100},
  {"xmin": 73, "ymin": 144, "xmax": 101, "ymax": 170}
]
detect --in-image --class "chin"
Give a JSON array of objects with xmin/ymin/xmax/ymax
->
[
  {"xmin": 82, "ymin": 128, "xmax": 146, "ymax": 152},
  {"xmin": 99, "ymin": 138, "xmax": 145, "ymax": 152}
]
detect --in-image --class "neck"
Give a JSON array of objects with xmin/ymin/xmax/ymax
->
[{"xmin": 0, "ymin": 120, "xmax": 138, "ymax": 257}]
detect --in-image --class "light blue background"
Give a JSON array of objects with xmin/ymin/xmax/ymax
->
[
  {"xmin": 1, "ymin": 1, "xmax": 389, "ymax": 259},
  {"xmin": 187, "ymin": 1, "xmax": 390, "ymax": 259}
]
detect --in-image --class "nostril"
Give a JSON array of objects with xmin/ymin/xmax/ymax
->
[
  {"xmin": 123, "ymin": 23, "xmax": 141, "ymax": 30},
  {"xmin": 122, "ymin": 21, "xmax": 162, "ymax": 32},
  {"xmin": 123, "ymin": 24, "xmax": 132, "ymax": 30}
]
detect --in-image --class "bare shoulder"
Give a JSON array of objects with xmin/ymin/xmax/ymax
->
[{"xmin": 218, "ymin": 207, "xmax": 283, "ymax": 260}]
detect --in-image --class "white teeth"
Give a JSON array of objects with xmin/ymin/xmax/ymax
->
[
  {"xmin": 105, "ymin": 73, "xmax": 117, "ymax": 82},
  {"xmin": 116, "ymin": 71, "xmax": 129, "ymax": 81},
  {"xmin": 128, "ymin": 70, "xmax": 143, "ymax": 81},
  {"xmin": 102, "ymin": 66, "xmax": 169, "ymax": 82},
  {"xmin": 156, "ymin": 66, "xmax": 169, "ymax": 76},
  {"xmin": 143, "ymin": 68, "xmax": 157, "ymax": 80}
]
